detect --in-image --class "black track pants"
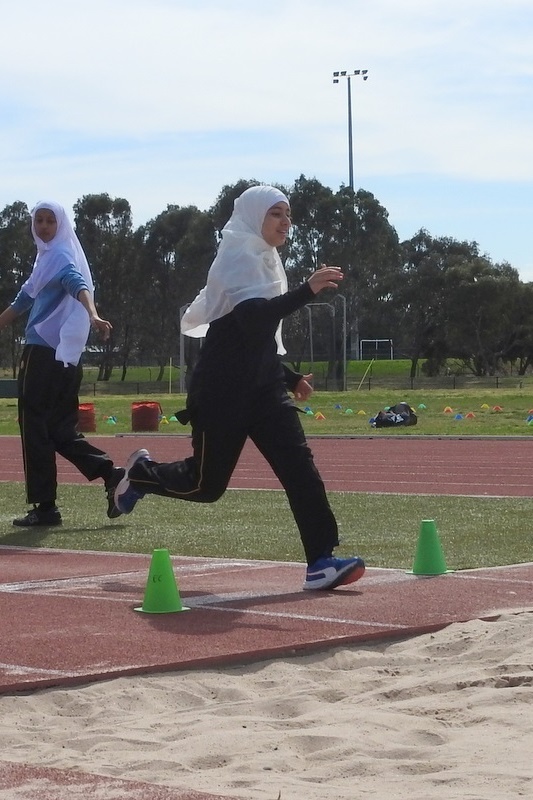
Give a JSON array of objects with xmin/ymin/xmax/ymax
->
[
  {"xmin": 18, "ymin": 345, "xmax": 114, "ymax": 504},
  {"xmin": 129, "ymin": 402, "xmax": 339, "ymax": 565}
]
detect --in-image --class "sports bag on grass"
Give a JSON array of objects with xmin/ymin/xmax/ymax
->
[{"xmin": 371, "ymin": 402, "xmax": 417, "ymax": 428}]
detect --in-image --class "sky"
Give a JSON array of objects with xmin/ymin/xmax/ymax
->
[{"xmin": 1, "ymin": 0, "xmax": 532, "ymax": 279}]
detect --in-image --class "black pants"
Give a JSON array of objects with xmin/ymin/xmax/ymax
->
[
  {"xmin": 18, "ymin": 345, "xmax": 114, "ymax": 504},
  {"xmin": 129, "ymin": 401, "xmax": 339, "ymax": 565}
]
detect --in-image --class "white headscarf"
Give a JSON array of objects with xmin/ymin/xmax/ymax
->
[
  {"xmin": 181, "ymin": 185, "xmax": 290, "ymax": 354},
  {"xmin": 23, "ymin": 201, "xmax": 95, "ymax": 367}
]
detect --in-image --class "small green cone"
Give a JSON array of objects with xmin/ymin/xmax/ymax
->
[
  {"xmin": 408, "ymin": 519, "xmax": 452, "ymax": 576},
  {"xmin": 135, "ymin": 548, "xmax": 189, "ymax": 613}
]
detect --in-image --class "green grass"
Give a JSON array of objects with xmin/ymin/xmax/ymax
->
[
  {"xmin": 2, "ymin": 388, "xmax": 533, "ymax": 436},
  {"xmin": 1, "ymin": 483, "xmax": 532, "ymax": 571},
  {"xmin": 2, "ymin": 381, "xmax": 533, "ymax": 570},
  {"xmin": 295, "ymin": 388, "xmax": 533, "ymax": 437}
]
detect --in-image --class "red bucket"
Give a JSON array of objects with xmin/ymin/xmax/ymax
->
[
  {"xmin": 131, "ymin": 401, "xmax": 162, "ymax": 432},
  {"xmin": 77, "ymin": 402, "xmax": 96, "ymax": 433}
]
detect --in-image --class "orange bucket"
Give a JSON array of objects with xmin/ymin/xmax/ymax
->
[
  {"xmin": 131, "ymin": 401, "xmax": 162, "ymax": 432},
  {"xmin": 77, "ymin": 402, "xmax": 96, "ymax": 433}
]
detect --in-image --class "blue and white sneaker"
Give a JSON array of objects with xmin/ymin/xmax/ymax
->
[
  {"xmin": 114, "ymin": 449, "xmax": 151, "ymax": 514},
  {"xmin": 303, "ymin": 556, "xmax": 365, "ymax": 590}
]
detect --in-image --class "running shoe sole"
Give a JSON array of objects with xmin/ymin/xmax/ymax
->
[{"xmin": 303, "ymin": 559, "xmax": 365, "ymax": 590}]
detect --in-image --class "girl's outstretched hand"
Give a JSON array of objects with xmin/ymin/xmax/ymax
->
[
  {"xmin": 294, "ymin": 373, "xmax": 313, "ymax": 401},
  {"xmin": 308, "ymin": 264, "xmax": 343, "ymax": 295}
]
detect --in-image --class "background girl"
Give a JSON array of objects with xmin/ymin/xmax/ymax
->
[{"xmin": 0, "ymin": 201, "xmax": 124, "ymax": 526}]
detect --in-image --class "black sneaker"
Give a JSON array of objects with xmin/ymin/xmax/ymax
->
[
  {"xmin": 105, "ymin": 467, "xmax": 126, "ymax": 519},
  {"xmin": 13, "ymin": 507, "xmax": 62, "ymax": 527}
]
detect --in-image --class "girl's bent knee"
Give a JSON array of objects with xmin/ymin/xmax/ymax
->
[{"xmin": 198, "ymin": 486, "xmax": 226, "ymax": 503}]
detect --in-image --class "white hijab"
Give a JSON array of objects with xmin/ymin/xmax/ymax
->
[
  {"xmin": 181, "ymin": 185, "xmax": 290, "ymax": 354},
  {"xmin": 23, "ymin": 201, "xmax": 94, "ymax": 367}
]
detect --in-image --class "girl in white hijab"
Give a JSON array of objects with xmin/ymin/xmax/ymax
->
[
  {"xmin": 22, "ymin": 199, "xmax": 95, "ymax": 367},
  {"xmin": 116, "ymin": 185, "xmax": 365, "ymax": 591},
  {"xmin": 0, "ymin": 201, "xmax": 124, "ymax": 527},
  {"xmin": 182, "ymin": 184, "xmax": 289, "ymax": 353}
]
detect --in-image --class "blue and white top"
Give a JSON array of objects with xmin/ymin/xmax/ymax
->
[{"xmin": 11, "ymin": 200, "xmax": 95, "ymax": 366}]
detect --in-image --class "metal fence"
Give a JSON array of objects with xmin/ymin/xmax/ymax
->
[
  {"xmin": 75, "ymin": 374, "xmax": 533, "ymax": 397},
  {"xmin": 347, "ymin": 375, "xmax": 533, "ymax": 392},
  {"xmin": 79, "ymin": 381, "xmax": 177, "ymax": 396}
]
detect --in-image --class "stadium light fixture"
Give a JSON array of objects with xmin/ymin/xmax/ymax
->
[{"xmin": 332, "ymin": 70, "xmax": 369, "ymax": 191}]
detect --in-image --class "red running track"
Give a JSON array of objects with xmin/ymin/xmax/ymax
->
[{"xmin": 1, "ymin": 434, "xmax": 532, "ymax": 496}]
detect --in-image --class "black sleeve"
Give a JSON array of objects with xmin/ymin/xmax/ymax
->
[
  {"xmin": 232, "ymin": 282, "xmax": 315, "ymax": 333},
  {"xmin": 282, "ymin": 363, "xmax": 303, "ymax": 392}
]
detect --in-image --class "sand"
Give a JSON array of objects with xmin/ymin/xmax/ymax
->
[{"xmin": 0, "ymin": 610, "xmax": 532, "ymax": 800}]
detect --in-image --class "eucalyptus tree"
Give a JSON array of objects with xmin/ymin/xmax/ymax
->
[
  {"xmin": 501, "ymin": 280, "xmax": 533, "ymax": 375},
  {"xmin": 280, "ymin": 178, "xmax": 337, "ymax": 376},
  {"xmin": 135, "ymin": 205, "xmax": 217, "ymax": 381},
  {"xmin": 397, "ymin": 230, "xmax": 522, "ymax": 376},
  {"xmin": 0, "ymin": 201, "xmax": 33, "ymax": 374},
  {"xmin": 396, "ymin": 230, "xmax": 452, "ymax": 377},
  {"xmin": 336, "ymin": 186, "xmax": 402, "ymax": 358},
  {"xmin": 444, "ymin": 258, "xmax": 522, "ymax": 375},
  {"xmin": 73, "ymin": 194, "xmax": 135, "ymax": 379},
  {"xmin": 286, "ymin": 176, "xmax": 401, "ymax": 383}
]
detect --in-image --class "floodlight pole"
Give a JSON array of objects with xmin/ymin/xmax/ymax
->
[{"xmin": 332, "ymin": 69, "xmax": 369, "ymax": 192}]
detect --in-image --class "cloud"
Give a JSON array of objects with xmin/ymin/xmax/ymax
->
[{"xmin": 1, "ymin": 0, "xmax": 532, "ymax": 275}]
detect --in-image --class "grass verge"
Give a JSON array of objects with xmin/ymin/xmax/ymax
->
[
  {"xmin": 1, "ymin": 483, "xmax": 532, "ymax": 571},
  {"xmin": 3, "ymin": 387, "xmax": 533, "ymax": 436}
]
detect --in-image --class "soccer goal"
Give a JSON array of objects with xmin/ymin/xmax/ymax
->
[{"xmin": 359, "ymin": 338, "xmax": 394, "ymax": 361}]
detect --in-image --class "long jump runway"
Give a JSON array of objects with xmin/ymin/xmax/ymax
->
[
  {"xmin": 1, "ymin": 434, "xmax": 533, "ymax": 694},
  {"xmin": 1, "ymin": 435, "xmax": 532, "ymax": 799}
]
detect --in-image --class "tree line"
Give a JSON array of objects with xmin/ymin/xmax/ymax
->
[{"xmin": 1, "ymin": 175, "xmax": 531, "ymax": 383}]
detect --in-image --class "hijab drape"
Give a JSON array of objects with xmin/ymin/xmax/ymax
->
[
  {"xmin": 181, "ymin": 185, "xmax": 290, "ymax": 354},
  {"xmin": 23, "ymin": 201, "xmax": 94, "ymax": 366}
]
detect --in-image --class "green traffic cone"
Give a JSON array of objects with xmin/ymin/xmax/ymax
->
[
  {"xmin": 135, "ymin": 548, "xmax": 189, "ymax": 613},
  {"xmin": 408, "ymin": 519, "xmax": 452, "ymax": 576}
]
